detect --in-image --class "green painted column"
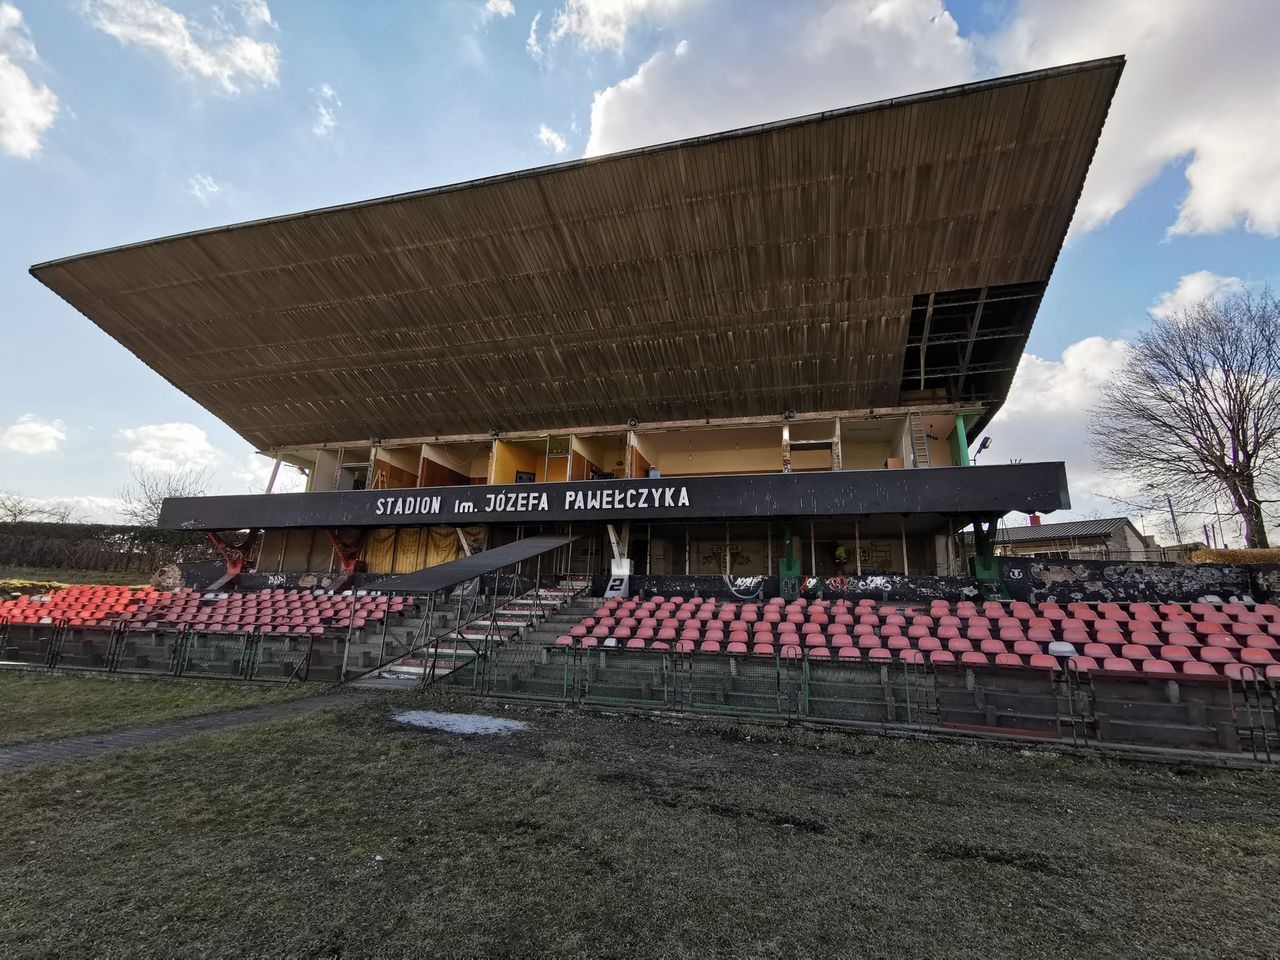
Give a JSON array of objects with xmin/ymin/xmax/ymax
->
[
  {"xmin": 950, "ymin": 414, "xmax": 971, "ymax": 467},
  {"xmin": 779, "ymin": 523, "xmax": 801, "ymax": 600}
]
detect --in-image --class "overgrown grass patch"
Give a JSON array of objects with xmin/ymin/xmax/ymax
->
[
  {"xmin": 0, "ymin": 567, "xmax": 150, "ymax": 590},
  {"xmin": 0, "ymin": 692, "xmax": 1276, "ymax": 958},
  {"xmin": 0, "ymin": 671, "xmax": 316, "ymax": 745}
]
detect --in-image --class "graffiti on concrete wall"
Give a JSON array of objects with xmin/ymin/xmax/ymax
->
[{"xmin": 998, "ymin": 557, "xmax": 1273, "ymax": 604}]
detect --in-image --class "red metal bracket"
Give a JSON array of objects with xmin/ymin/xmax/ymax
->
[
  {"xmin": 324, "ymin": 529, "xmax": 367, "ymax": 575},
  {"xmin": 206, "ymin": 529, "xmax": 261, "ymax": 578}
]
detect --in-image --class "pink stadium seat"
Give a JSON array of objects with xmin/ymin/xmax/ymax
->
[
  {"xmin": 1029, "ymin": 654, "xmax": 1059, "ymax": 671},
  {"xmin": 995, "ymin": 653, "xmax": 1022, "ymax": 667},
  {"xmin": 1182, "ymin": 661, "xmax": 1217, "ymax": 676},
  {"xmin": 1142, "ymin": 659, "xmax": 1177, "ymax": 675},
  {"xmin": 1199, "ymin": 646, "xmax": 1237, "ymax": 664},
  {"xmin": 1224, "ymin": 663, "xmax": 1260, "ymax": 681},
  {"xmin": 1241, "ymin": 648, "xmax": 1278, "ymax": 666}
]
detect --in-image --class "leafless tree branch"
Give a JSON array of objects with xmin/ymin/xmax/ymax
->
[
  {"xmin": 116, "ymin": 467, "xmax": 212, "ymax": 527},
  {"xmin": 1090, "ymin": 286, "xmax": 1280, "ymax": 548}
]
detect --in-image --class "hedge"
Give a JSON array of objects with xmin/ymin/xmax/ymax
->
[{"xmin": 1189, "ymin": 548, "xmax": 1280, "ymax": 565}]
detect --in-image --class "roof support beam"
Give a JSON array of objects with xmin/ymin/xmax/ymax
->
[
  {"xmin": 918, "ymin": 292, "xmax": 935, "ymax": 390},
  {"xmin": 954, "ymin": 285, "xmax": 988, "ymax": 401}
]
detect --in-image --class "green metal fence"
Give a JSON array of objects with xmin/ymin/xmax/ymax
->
[
  {"xmin": 461, "ymin": 645, "xmax": 943, "ymax": 730},
  {"xmin": 2, "ymin": 622, "xmax": 316, "ymax": 684}
]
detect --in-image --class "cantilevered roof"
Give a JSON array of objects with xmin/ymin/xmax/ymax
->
[{"xmin": 31, "ymin": 57, "xmax": 1123, "ymax": 451}]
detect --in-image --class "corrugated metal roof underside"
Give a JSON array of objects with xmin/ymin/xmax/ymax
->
[{"xmin": 31, "ymin": 58, "xmax": 1123, "ymax": 450}]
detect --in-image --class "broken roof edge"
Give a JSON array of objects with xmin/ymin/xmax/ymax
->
[{"xmin": 29, "ymin": 55, "xmax": 1125, "ymax": 278}]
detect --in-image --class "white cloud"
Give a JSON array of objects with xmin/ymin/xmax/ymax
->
[
  {"xmin": 987, "ymin": 0, "xmax": 1280, "ymax": 237},
  {"xmin": 584, "ymin": 0, "xmax": 972, "ymax": 157},
  {"xmin": 0, "ymin": 3, "xmax": 58, "ymax": 157},
  {"xmin": 236, "ymin": 0, "xmax": 275, "ymax": 30},
  {"xmin": 119, "ymin": 422, "xmax": 221, "ymax": 472},
  {"xmin": 311, "ymin": 82, "xmax": 340, "ymax": 138},
  {"xmin": 1150, "ymin": 270, "xmax": 1245, "ymax": 321},
  {"xmin": 1, "ymin": 414, "xmax": 66, "ymax": 454},
  {"xmin": 536, "ymin": 122, "xmax": 567, "ymax": 153},
  {"xmin": 481, "ymin": 0, "xmax": 516, "ymax": 22},
  {"xmin": 231, "ymin": 453, "xmax": 306, "ymax": 494},
  {"xmin": 673, "ymin": 37, "xmax": 686, "ymax": 55},
  {"xmin": 187, "ymin": 172, "xmax": 223, "ymax": 204},
  {"xmin": 551, "ymin": 0, "xmax": 689, "ymax": 52},
  {"xmin": 985, "ymin": 337, "xmax": 1132, "ymax": 520},
  {"xmin": 84, "ymin": 0, "xmax": 280, "ymax": 93},
  {"xmin": 526, "ymin": 10, "xmax": 543, "ymax": 59}
]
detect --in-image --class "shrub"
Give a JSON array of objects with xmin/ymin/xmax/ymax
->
[{"xmin": 1189, "ymin": 548, "xmax": 1280, "ymax": 565}]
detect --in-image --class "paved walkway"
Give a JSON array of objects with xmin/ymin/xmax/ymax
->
[{"xmin": 0, "ymin": 692, "xmax": 353, "ymax": 777}]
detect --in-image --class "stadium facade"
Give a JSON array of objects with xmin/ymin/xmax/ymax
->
[{"xmin": 31, "ymin": 58, "xmax": 1124, "ymax": 594}]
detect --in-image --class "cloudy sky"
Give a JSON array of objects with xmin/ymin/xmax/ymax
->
[{"xmin": 1, "ymin": 0, "xmax": 1278, "ymax": 540}]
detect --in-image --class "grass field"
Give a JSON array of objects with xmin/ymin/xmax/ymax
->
[
  {"xmin": 0, "ymin": 687, "xmax": 1277, "ymax": 959},
  {"xmin": 0, "ymin": 672, "xmax": 314, "ymax": 746},
  {"xmin": 0, "ymin": 566, "xmax": 150, "ymax": 589}
]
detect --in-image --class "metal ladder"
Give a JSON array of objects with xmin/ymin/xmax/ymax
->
[
  {"xmin": 1055, "ymin": 664, "xmax": 1093, "ymax": 747},
  {"xmin": 45, "ymin": 618, "xmax": 69, "ymax": 668},
  {"xmin": 907, "ymin": 413, "xmax": 932, "ymax": 468},
  {"xmin": 1229, "ymin": 670, "xmax": 1276, "ymax": 762}
]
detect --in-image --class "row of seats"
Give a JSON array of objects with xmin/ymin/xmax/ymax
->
[
  {"xmin": 602, "ymin": 596, "xmax": 1280, "ymax": 623},
  {"xmin": 0, "ymin": 586, "xmax": 414, "ymax": 635},
  {"xmin": 551, "ymin": 596, "xmax": 1280, "ymax": 680}
]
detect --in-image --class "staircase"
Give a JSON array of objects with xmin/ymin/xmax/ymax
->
[{"xmin": 354, "ymin": 579, "xmax": 591, "ymax": 689}]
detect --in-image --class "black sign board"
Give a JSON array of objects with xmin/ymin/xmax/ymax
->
[{"xmin": 159, "ymin": 462, "xmax": 1069, "ymax": 531}]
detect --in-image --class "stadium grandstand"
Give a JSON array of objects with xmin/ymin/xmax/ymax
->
[{"xmin": 14, "ymin": 55, "xmax": 1279, "ymax": 760}]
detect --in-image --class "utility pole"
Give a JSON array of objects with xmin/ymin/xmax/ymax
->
[{"xmin": 1165, "ymin": 494, "xmax": 1183, "ymax": 546}]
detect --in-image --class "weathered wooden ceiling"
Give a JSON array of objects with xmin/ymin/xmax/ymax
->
[{"xmin": 31, "ymin": 57, "xmax": 1123, "ymax": 451}]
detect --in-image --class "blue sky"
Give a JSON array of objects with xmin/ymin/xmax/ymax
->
[{"xmin": 1, "ymin": 0, "xmax": 1278, "ymax": 538}]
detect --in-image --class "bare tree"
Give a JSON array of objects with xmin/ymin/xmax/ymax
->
[
  {"xmin": 0, "ymin": 490, "xmax": 84, "ymax": 524},
  {"xmin": 116, "ymin": 466, "xmax": 212, "ymax": 527},
  {"xmin": 1090, "ymin": 287, "xmax": 1280, "ymax": 548}
]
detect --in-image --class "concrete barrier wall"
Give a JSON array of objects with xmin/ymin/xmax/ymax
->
[{"xmin": 998, "ymin": 557, "xmax": 1276, "ymax": 604}]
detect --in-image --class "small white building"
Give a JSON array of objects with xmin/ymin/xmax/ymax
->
[{"xmin": 989, "ymin": 517, "xmax": 1160, "ymax": 562}]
